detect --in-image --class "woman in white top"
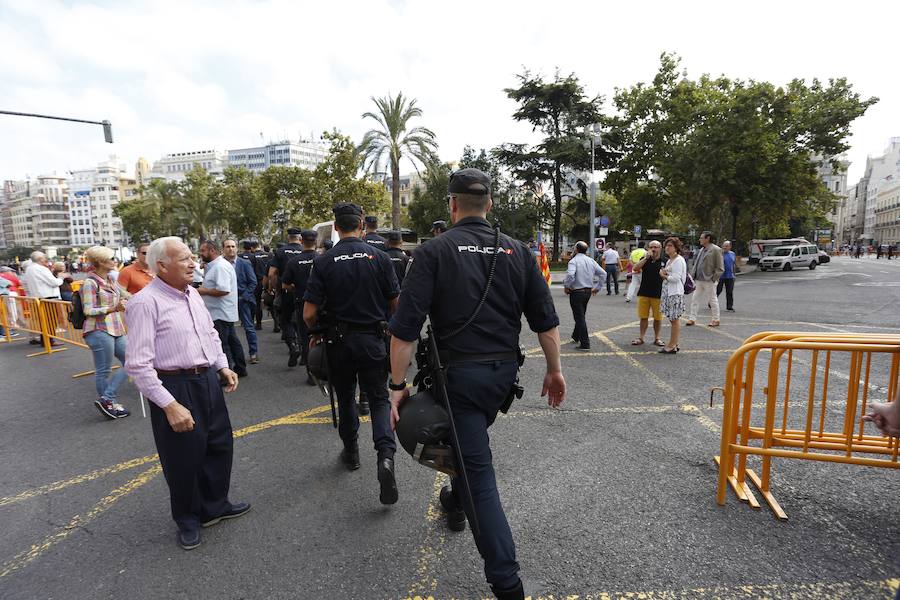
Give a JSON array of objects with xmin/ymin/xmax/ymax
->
[{"xmin": 659, "ymin": 237, "xmax": 687, "ymax": 354}]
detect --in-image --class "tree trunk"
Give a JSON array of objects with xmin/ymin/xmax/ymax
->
[
  {"xmin": 551, "ymin": 163, "xmax": 563, "ymax": 261},
  {"xmin": 391, "ymin": 158, "xmax": 401, "ymax": 230},
  {"xmin": 730, "ymin": 199, "xmax": 739, "ymax": 243}
]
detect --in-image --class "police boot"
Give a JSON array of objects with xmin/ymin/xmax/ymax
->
[
  {"xmin": 490, "ymin": 580, "xmax": 525, "ymax": 600},
  {"xmin": 439, "ymin": 485, "xmax": 466, "ymax": 532},
  {"xmin": 287, "ymin": 342, "xmax": 301, "ymax": 367},
  {"xmin": 377, "ymin": 452, "xmax": 398, "ymax": 505},
  {"xmin": 357, "ymin": 394, "xmax": 370, "ymax": 416},
  {"xmin": 340, "ymin": 441, "xmax": 360, "ymax": 471}
]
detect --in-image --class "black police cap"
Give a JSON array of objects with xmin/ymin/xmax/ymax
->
[
  {"xmin": 385, "ymin": 230, "xmax": 402, "ymax": 242},
  {"xmin": 333, "ymin": 203, "xmax": 363, "ymax": 218},
  {"xmin": 364, "ymin": 215, "xmax": 378, "ymax": 226},
  {"xmin": 242, "ymin": 240, "xmax": 253, "ymax": 250},
  {"xmin": 431, "ymin": 220, "xmax": 447, "ymax": 231},
  {"xmin": 287, "ymin": 227, "xmax": 303, "ymax": 235},
  {"xmin": 448, "ymin": 168, "xmax": 491, "ymax": 196},
  {"xmin": 301, "ymin": 229, "xmax": 317, "ymax": 242}
]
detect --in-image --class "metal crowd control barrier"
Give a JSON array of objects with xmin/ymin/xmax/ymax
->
[
  {"xmin": 715, "ymin": 331, "xmax": 900, "ymax": 520},
  {"xmin": 0, "ymin": 296, "xmax": 68, "ymax": 357}
]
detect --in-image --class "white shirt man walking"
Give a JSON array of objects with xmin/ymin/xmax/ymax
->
[
  {"xmin": 602, "ymin": 246, "xmax": 621, "ymax": 295},
  {"xmin": 564, "ymin": 241, "xmax": 607, "ymax": 350}
]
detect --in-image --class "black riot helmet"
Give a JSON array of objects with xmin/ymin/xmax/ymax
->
[
  {"xmin": 307, "ymin": 342, "xmax": 327, "ymax": 381},
  {"xmin": 396, "ymin": 389, "xmax": 458, "ymax": 476}
]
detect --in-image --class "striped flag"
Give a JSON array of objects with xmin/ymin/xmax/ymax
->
[{"xmin": 539, "ymin": 242, "xmax": 551, "ymax": 286}]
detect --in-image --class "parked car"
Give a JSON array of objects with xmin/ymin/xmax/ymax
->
[{"xmin": 758, "ymin": 244, "xmax": 820, "ymax": 271}]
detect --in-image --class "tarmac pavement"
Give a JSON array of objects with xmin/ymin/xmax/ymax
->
[{"xmin": 0, "ymin": 256, "xmax": 898, "ymax": 599}]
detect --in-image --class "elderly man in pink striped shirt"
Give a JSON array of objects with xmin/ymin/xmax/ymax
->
[{"xmin": 125, "ymin": 236, "xmax": 250, "ymax": 550}]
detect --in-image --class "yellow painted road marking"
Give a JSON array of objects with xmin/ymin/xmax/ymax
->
[
  {"xmin": 0, "ymin": 464, "xmax": 162, "ymax": 579},
  {"xmin": 407, "ymin": 472, "xmax": 450, "ymax": 599}
]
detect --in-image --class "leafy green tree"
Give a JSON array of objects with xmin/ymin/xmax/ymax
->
[
  {"xmin": 314, "ymin": 131, "xmax": 388, "ymax": 221},
  {"xmin": 358, "ymin": 92, "xmax": 439, "ymax": 229},
  {"xmin": 407, "ymin": 162, "xmax": 451, "ymax": 236},
  {"xmin": 114, "ymin": 179, "xmax": 179, "ymax": 242},
  {"xmin": 218, "ymin": 166, "xmax": 276, "ymax": 240},
  {"xmin": 175, "ymin": 165, "xmax": 222, "ymax": 241},
  {"xmin": 611, "ymin": 53, "xmax": 877, "ymax": 242},
  {"xmin": 496, "ymin": 70, "xmax": 618, "ymax": 259}
]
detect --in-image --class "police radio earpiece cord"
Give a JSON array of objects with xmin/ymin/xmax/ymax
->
[{"xmin": 437, "ymin": 222, "xmax": 501, "ymax": 341}]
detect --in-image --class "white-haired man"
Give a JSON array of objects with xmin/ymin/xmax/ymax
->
[
  {"xmin": 24, "ymin": 251, "xmax": 64, "ymax": 346},
  {"xmin": 125, "ymin": 237, "xmax": 249, "ymax": 550}
]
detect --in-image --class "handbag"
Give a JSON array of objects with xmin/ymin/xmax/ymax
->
[{"xmin": 683, "ymin": 272, "xmax": 695, "ymax": 295}]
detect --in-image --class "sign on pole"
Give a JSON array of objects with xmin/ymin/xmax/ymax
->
[
  {"xmin": 598, "ymin": 227, "xmax": 608, "ymax": 236},
  {"xmin": 600, "ymin": 215, "xmax": 610, "ymax": 227},
  {"xmin": 633, "ymin": 225, "xmax": 642, "ymax": 237},
  {"xmin": 596, "ymin": 238, "xmax": 606, "ymax": 251}
]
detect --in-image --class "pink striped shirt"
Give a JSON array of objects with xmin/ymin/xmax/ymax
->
[{"xmin": 124, "ymin": 277, "xmax": 227, "ymax": 408}]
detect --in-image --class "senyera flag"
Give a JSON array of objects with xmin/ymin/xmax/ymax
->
[{"xmin": 539, "ymin": 243, "xmax": 551, "ymax": 286}]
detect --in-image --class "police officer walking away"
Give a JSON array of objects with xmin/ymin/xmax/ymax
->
[
  {"xmin": 269, "ymin": 228, "xmax": 305, "ymax": 366},
  {"xmin": 384, "ymin": 231, "xmax": 410, "ymax": 287},
  {"xmin": 363, "ymin": 215, "xmax": 387, "ymax": 249},
  {"xmin": 303, "ymin": 203, "xmax": 401, "ymax": 504},
  {"xmin": 281, "ymin": 230, "xmax": 317, "ymax": 381},
  {"xmin": 431, "ymin": 220, "xmax": 448, "ymax": 237},
  {"xmin": 388, "ymin": 168, "xmax": 566, "ymax": 599},
  {"xmin": 248, "ymin": 241, "xmax": 270, "ymax": 330}
]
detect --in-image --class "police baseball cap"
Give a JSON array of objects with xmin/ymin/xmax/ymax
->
[
  {"xmin": 431, "ymin": 220, "xmax": 447, "ymax": 232},
  {"xmin": 385, "ymin": 230, "xmax": 402, "ymax": 242},
  {"xmin": 333, "ymin": 203, "xmax": 363, "ymax": 218},
  {"xmin": 301, "ymin": 229, "xmax": 317, "ymax": 242},
  {"xmin": 364, "ymin": 215, "xmax": 378, "ymax": 226},
  {"xmin": 287, "ymin": 227, "xmax": 303, "ymax": 235},
  {"xmin": 448, "ymin": 168, "xmax": 490, "ymax": 195}
]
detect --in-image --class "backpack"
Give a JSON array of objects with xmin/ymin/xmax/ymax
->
[{"xmin": 70, "ymin": 291, "xmax": 86, "ymax": 329}]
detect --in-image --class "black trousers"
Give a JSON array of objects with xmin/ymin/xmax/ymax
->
[
  {"xmin": 328, "ymin": 333, "xmax": 395, "ymax": 455},
  {"xmin": 605, "ymin": 266, "xmax": 619, "ymax": 294},
  {"xmin": 568, "ymin": 290, "xmax": 591, "ymax": 347},
  {"xmin": 446, "ymin": 359, "xmax": 520, "ymax": 590},
  {"xmin": 150, "ymin": 369, "xmax": 234, "ymax": 533},
  {"xmin": 253, "ymin": 283, "xmax": 263, "ymax": 327},
  {"xmin": 279, "ymin": 291, "xmax": 297, "ymax": 344},
  {"xmin": 214, "ymin": 320, "xmax": 247, "ymax": 375},
  {"xmin": 716, "ymin": 278, "xmax": 735, "ymax": 310}
]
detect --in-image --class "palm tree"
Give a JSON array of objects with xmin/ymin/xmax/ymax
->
[
  {"xmin": 358, "ymin": 92, "xmax": 438, "ymax": 229},
  {"xmin": 174, "ymin": 165, "xmax": 221, "ymax": 242}
]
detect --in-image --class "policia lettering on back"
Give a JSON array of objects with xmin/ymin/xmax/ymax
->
[{"xmin": 388, "ymin": 168, "xmax": 567, "ymax": 600}]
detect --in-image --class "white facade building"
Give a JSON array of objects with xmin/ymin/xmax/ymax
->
[
  {"xmin": 1, "ymin": 176, "xmax": 70, "ymax": 248},
  {"xmin": 874, "ymin": 178, "xmax": 900, "ymax": 246},
  {"xmin": 150, "ymin": 149, "xmax": 228, "ymax": 182},
  {"xmin": 68, "ymin": 169, "xmax": 96, "ymax": 247},
  {"xmin": 227, "ymin": 140, "xmax": 328, "ymax": 173}
]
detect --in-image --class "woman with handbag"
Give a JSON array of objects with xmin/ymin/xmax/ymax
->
[
  {"xmin": 81, "ymin": 246, "xmax": 130, "ymax": 419},
  {"xmin": 658, "ymin": 237, "xmax": 688, "ymax": 354}
]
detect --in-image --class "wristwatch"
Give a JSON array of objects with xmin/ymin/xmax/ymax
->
[{"xmin": 388, "ymin": 380, "xmax": 407, "ymax": 391}]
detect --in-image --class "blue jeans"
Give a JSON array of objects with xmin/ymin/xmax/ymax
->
[
  {"xmin": 84, "ymin": 331, "xmax": 128, "ymax": 401},
  {"xmin": 238, "ymin": 299, "xmax": 258, "ymax": 355},
  {"xmin": 445, "ymin": 359, "xmax": 520, "ymax": 590}
]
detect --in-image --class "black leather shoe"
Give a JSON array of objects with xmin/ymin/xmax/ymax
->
[
  {"xmin": 177, "ymin": 529, "xmax": 201, "ymax": 550},
  {"xmin": 273, "ymin": 325, "xmax": 281, "ymax": 334},
  {"xmin": 491, "ymin": 579, "xmax": 525, "ymax": 600},
  {"xmin": 341, "ymin": 444, "xmax": 360, "ymax": 470},
  {"xmin": 447, "ymin": 507, "xmax": 466, "ymax": 532},
  {"xmin": 439, "ymin": 485, "xmax": 457, "ymax": 512},
  {"xmin": 201, "ymin": 502, "xmax": 251, "ymax": 527},
  {"xmin": 287, "ymin": 343, "xmax": 300, "ymax": 367},
  {"xmin": 377, "ymin": 457, "xmax": 398, "ymax": 505},
  {"xmin": 357, "ymin": 399, "xmax": 370, "ymax": 416}
]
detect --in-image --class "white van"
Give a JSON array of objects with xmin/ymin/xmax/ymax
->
[
  {"xmin": 758, "ymin": 244, "xmax": 820, "ymax": 271},
  {"xmin": 749, "ymin": 238, "xmax": 810, "ymax": 263},
  {"xmin": 312, "ymin": 221, "xmax": 340, "ymax": 250}
]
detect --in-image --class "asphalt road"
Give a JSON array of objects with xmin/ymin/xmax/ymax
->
[{"xmin": 0, "ymin": 256, "xmax": 898, "ymax": 600}]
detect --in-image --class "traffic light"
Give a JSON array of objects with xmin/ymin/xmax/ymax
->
[{"xmin": 102, "ymin": 120, "xmax": 113, "ymax": 143}]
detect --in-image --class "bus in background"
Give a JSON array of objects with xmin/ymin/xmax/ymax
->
[{"xmin": 749, "ymin": 238, "xmax": 810, "ymax": 263}]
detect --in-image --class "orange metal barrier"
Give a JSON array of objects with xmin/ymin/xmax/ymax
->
[
  {"xmin": 40, "ymin": 299, "xmax": 88, "ymax": 349},
  {"xmin": 715, "ymin": 331, "xmax": 900, "ymax": 520},
  {"xmin": 0, "ymin": 296, "xmax": 68, "ymax": 357}
]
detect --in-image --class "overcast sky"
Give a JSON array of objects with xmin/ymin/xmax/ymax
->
[{"xmin": 1, "ymin": 0, "xmax": 896, "ymax": 185}]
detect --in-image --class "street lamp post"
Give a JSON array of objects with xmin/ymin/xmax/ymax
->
[
  {"xmin": 584, "ymin": 124, "xmax": 603, "ymax": 259},
  {"xmin": 0, "ymin": 110, "xmax": 113, "ymax": 142}
]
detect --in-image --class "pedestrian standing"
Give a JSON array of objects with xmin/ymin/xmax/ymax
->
[
  {"xmin": 659, "ymin": 237, "xmax": 687, "ymax": 354},
  {"xmin": 80, "ymin": 246, "xmax": 131, "ymax": 419},
  {"xmin": 24, "ymin": 251, "xmax": 63, "ymax": 347},
  {"xmin": 889, "ymin": 244, "xmax": 894, "ymax": 260},
  {"xmin": 117, "ymin": 243, "xmax": 154, "ymax": 296},
  {"xmin": 388, "ymin": 168, "xmax": 566, "ymax": 600},
  {"xmin": 125, "ymin": 237, "xmax": 249, "ymax": 550},
  {"xmin": 198, "ymin": 240, "xmax": 248, "ymax": 378},
  {"xmin": 302, "ymin": 203, "xmax": 400, "ymax": 503},
  {"xmin": 626, "ymin": 242, "xmax": 646, "ymax": 303},
  {"xmin": 686, "ymin": 231, "xmax": 724, "ymax": 327},
  {"xmin": 631, "ymin": 240, "xmax": 665, "ymax": 347},
  {"xmin": 224, "ymin": 239, "xmax": 259, "ymax": 365},
  {"xmin": 602, "ymin": 245, "xmax": 620, "ymax": 295},
  {"xmin": 716, "ymin": 240, "xmax": 736, "ymax": 312},
  {"xmin": 268, "ymin": 229, "xmax": 305, "ymax": 365},
  {"xmin": 563, "ymin": 241, "xmax": 606, "ymax": 350}
]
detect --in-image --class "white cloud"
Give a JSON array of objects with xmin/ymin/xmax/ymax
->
[{"xmin": 0, "ymin": 0, "xmax": 897, "ymax": 185}]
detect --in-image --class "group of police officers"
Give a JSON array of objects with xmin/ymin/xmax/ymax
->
[{"xmin": 242, "ymin": 168, "xmax": 566, "ymax": 599}]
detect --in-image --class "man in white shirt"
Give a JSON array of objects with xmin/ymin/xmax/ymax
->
[
  {"xmin": 563, "ymin": 241, "xmax": 606, "ymax": 350},
  {"xmin": 24, "ymin": 251, "xmax": 64, "ymax": 347},
  {"xmin": 198, "ymin": 240, "xmax": 247, "ymax": 378},
  {"xmin": 602, "ymin": 246, "xmax": 621, "ymax": 295}
]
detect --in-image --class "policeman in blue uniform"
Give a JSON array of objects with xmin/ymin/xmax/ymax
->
[
  {"xmin": 280, "ymin": 230, "xmax": 317, "ymax": 377},
  {"xmin": 249, "ymin": 241, "xmax": 270, "ymax": 330},
  {"xmin": 363, "ymin": 215, "xmax": 386, "ymax": 249},
  {"xmin": 388, "ymin": 168, "xmax": 567, "ymax": 600},
  {"xmin": 383, "ymin": 231, "xmax": 409, "ymax": 285},
  {"xmin": 431, "ymin": 219, "xmax": 448, "ymax": 237},
  {"xmin": 269, "ymin": 228, "xmax": 305, "ymax": 366},
  {"xmin": 303, "ymin": 203, "xmax": 401, "ymax": 505}
]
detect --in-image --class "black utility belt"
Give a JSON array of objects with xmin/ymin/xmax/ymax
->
[
  {"xmin": 438, "ymin": 350, "xmax": 518, "ymax": 364},
  {"xmin": 336, "ymin": 321, "xmax": 387, "ymax": 336}
]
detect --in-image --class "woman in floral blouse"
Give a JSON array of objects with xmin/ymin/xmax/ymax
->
[{"xmin": 81, "ymin": 246, "xmax": 130, "ymax": 419}]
